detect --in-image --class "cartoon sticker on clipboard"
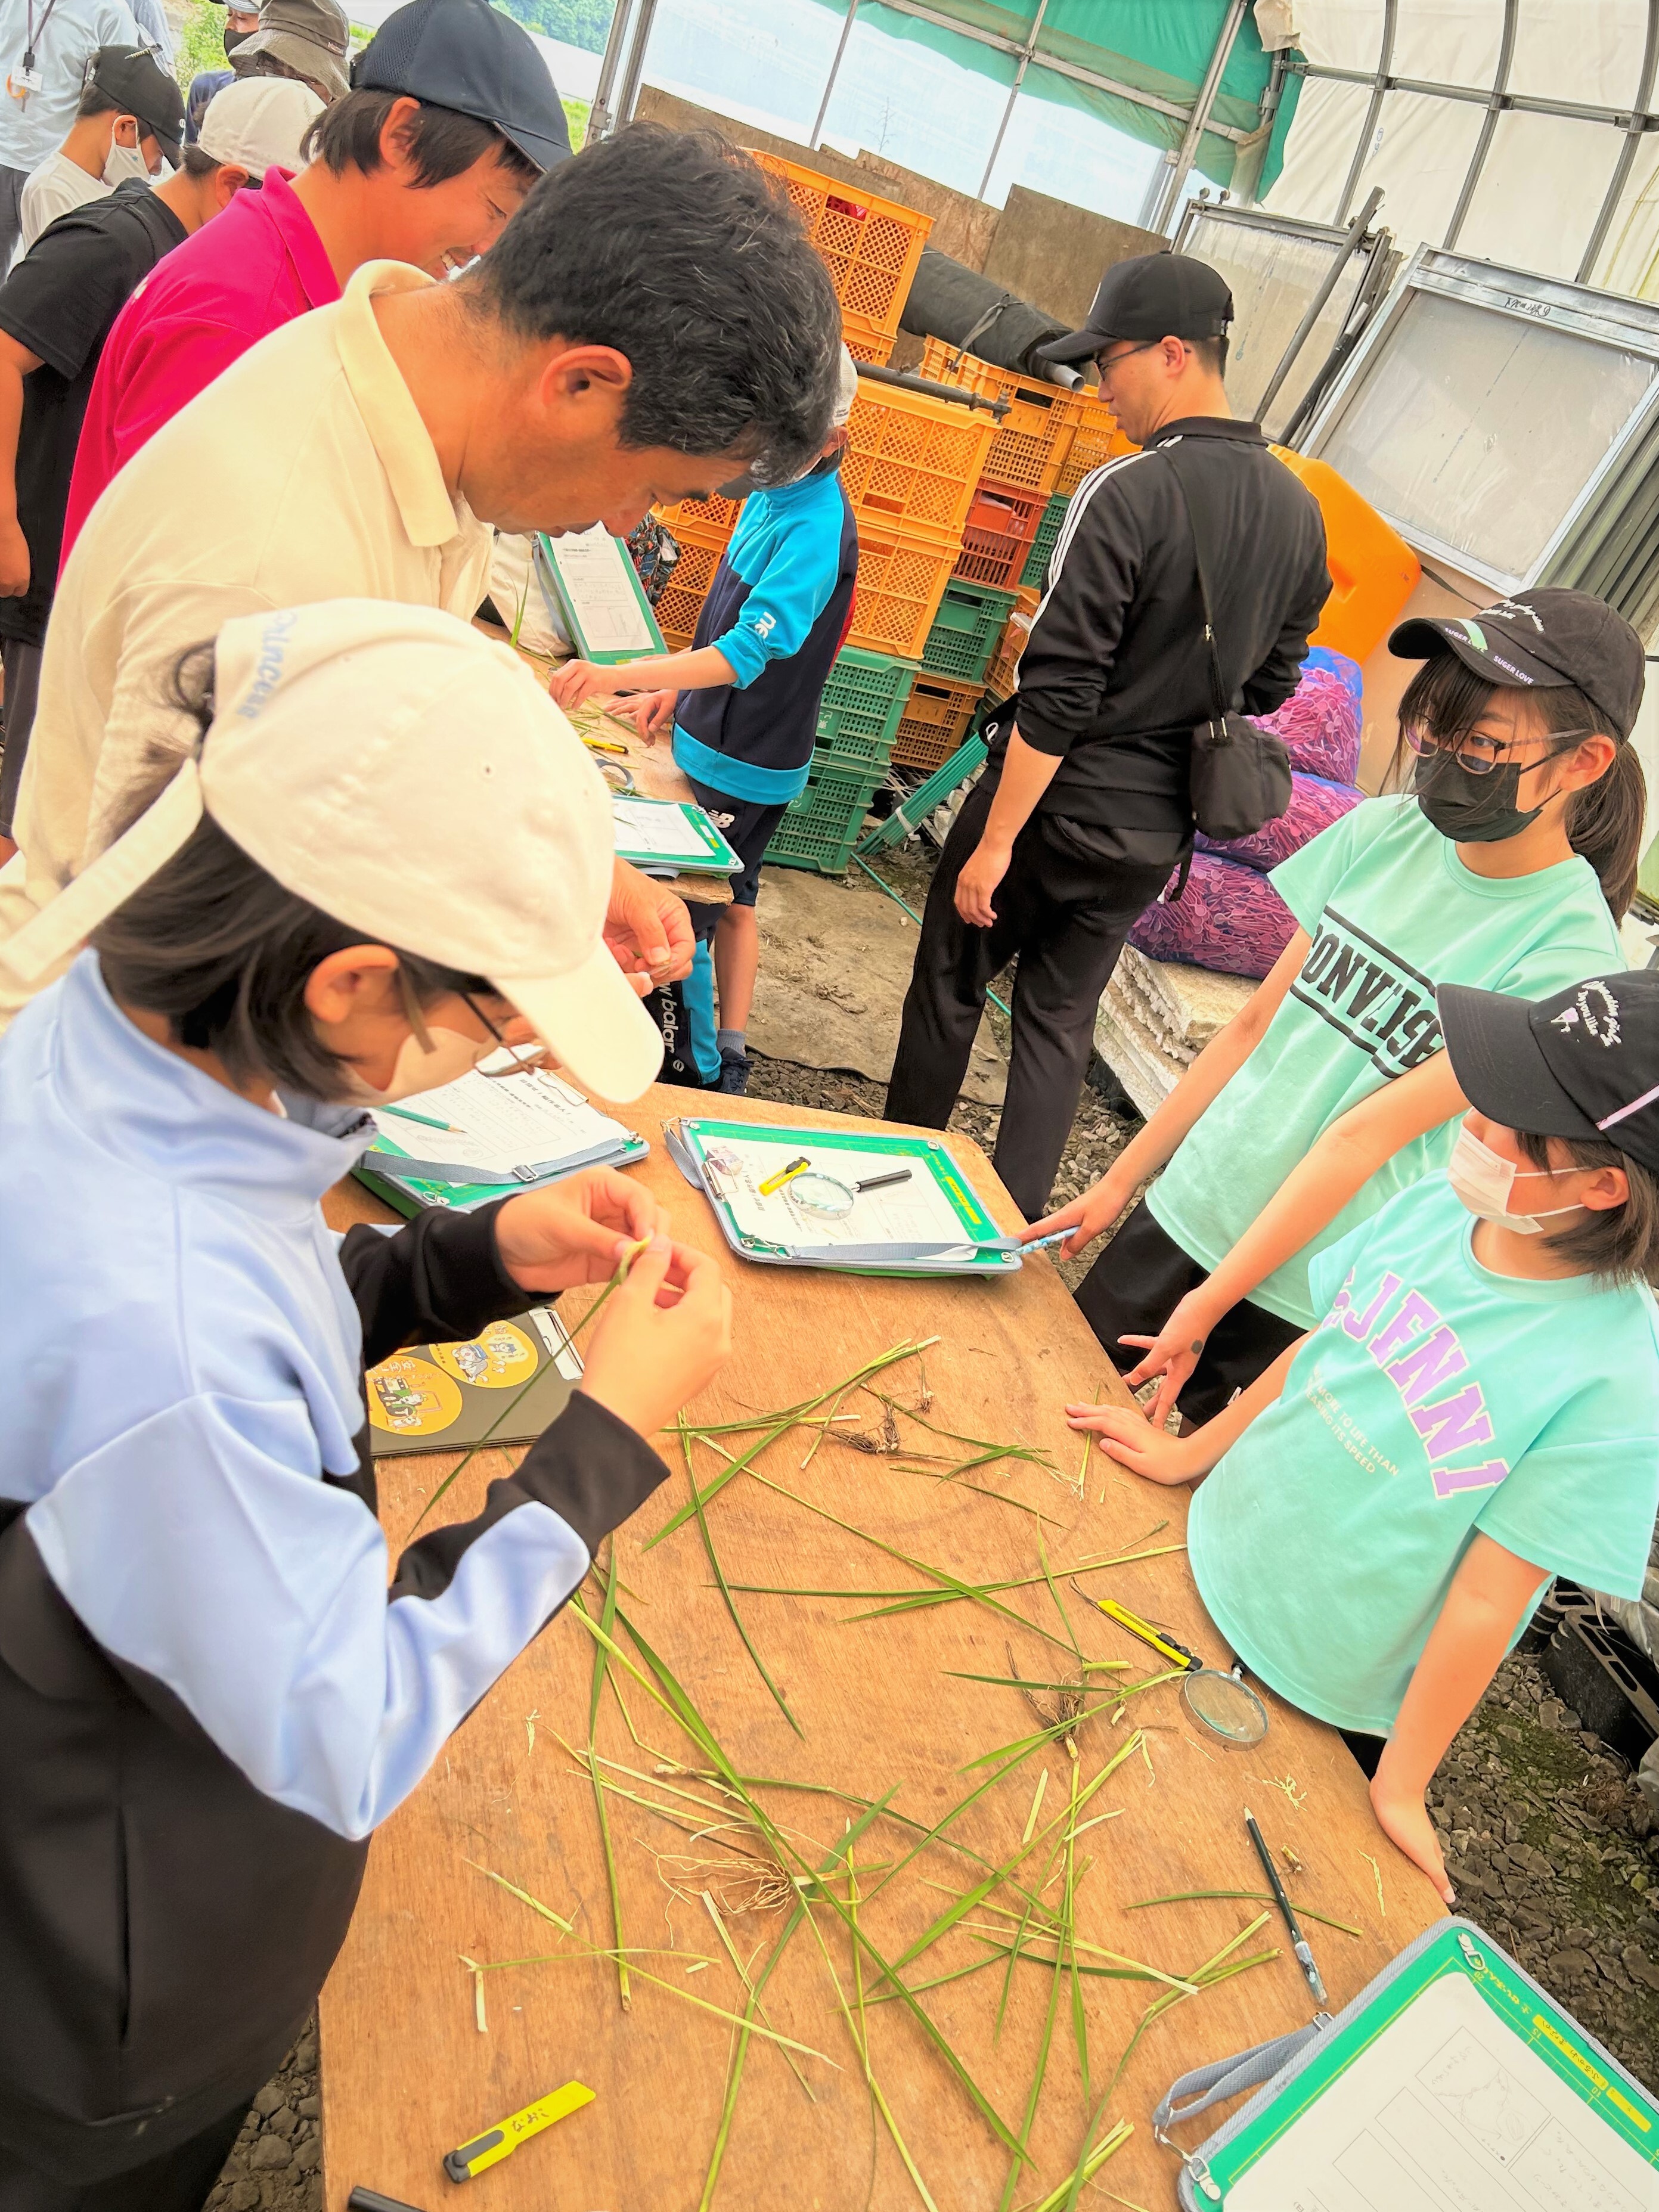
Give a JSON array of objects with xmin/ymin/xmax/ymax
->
[
  {"xmin": 430, "ymin": 1320, "xmax": 538, "ymax": 1388},
  {"xmin": 367, "ymin": 1355, "xmax": 463, "ymax": 1438}
]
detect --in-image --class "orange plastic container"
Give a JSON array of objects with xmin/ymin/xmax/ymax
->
[
  {"xmin": 845, "ymin": 523, "xmax": 959, "ymax": 660},
  {"xmin": 953, "ymin": 479, "xmax": 1046, "ymax": 590},
  {"xmin": 842, "ymin": 309, "xmax": 895, "ymax": 367},
  {"xmin": 985, "ymin": 586, "xmax": 1040, "ymax": 700},
  {"xmin": 919, "ymin": 337, "xmax": 1081, "ymax": 495},
  {"xmin": 749, "ymin": 151, "xmax": 931, "ymax": 334},
  {"xmin": 843, "ymin": 380, "xmax": 997, "ymax": 538},
  {"xmin": 1056, "ymin": 392, "xmax": 1137, "ymax": 494},
  {"xmin": 892, "ymin": 672, "xmax": 984, "ymax": 773},
  {"xmin": 1270, "ymin": 446, "xmax": 1421, "ymax": 664},
  {"xmin": 656, "ymin": 491, "xmax": 743, "ymax": 542},
  {"xmin": 653, "ymin": 534, "xmax": 724, "ymax": 651}
]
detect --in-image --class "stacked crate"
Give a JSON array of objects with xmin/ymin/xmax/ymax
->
[{"xmin": 767, "ymin": 647, "xmax": 917, "ymax": 873}]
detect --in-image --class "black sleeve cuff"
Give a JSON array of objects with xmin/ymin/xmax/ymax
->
[
  {"xmin": 341, "ymin": 1199, "xmax": 528, "ymax": 1369},
  {"xmin": 387, "ymin": 1392, "xmax": 667, "ymax": 1601},
  {"xmin": 1007, "ymin": 702, "xmax": 1075, "ymax": 758}
]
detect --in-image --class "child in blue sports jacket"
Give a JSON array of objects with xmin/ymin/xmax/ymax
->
[
  {"xmin": 1067, "ymin": 967, "xmax": 1659, "ymax": 1906},
  {"xmin": 551, "ymin": 346, "xmax": 861, "ymax": 1093}
]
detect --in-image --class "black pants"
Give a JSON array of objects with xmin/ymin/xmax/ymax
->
[
  {"xmin": 884, "ymin": 778, "xmax": 1173, "ymax": 1221},
  {"xmin": 1075, "ymin": 1200, "xmax": 1306, "ymax": 1426},
  {"xmin": 1, "ymin": 636, "xmax": 43, "ymax": 837},
  {"xmin": 0, "ymin": 2103, "xmax": 250, "ymax": 2212}
]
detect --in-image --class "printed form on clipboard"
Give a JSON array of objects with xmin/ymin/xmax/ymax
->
[
  {"xmin": 665, "ymin": 1117, "xmax": 1024, "ymax": 1276},
  {"xmin": 610, "ymin": 794, "xmax": 742, "ymax": 877}
]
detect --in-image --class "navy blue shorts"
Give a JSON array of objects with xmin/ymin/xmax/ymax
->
[{"xmin": 686, "ymin": 776, "xmax": 788, "ymax": 912}]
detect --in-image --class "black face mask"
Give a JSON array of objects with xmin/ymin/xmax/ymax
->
[
  {"xmin": 222, "ymin": 24, "xmax": 250, "ymax": 56},
  {"xmin": 1413, "ymin": 745, "xmax": 1550, "ymax": 844}
]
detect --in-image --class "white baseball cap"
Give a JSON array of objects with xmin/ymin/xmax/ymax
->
[
  {"xmin": 198, "ymin": 76, "xmax": 323, "ymax": 178},
  {"xmin": 832, "ymin": 343, "xmax": 858, "ymax": 429},
  {"xmin": 0, "ymin": 601, "xmax": 665, "ymax": 1102}
]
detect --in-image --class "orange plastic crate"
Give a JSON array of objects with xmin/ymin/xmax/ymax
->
[
  {"xmin": 892, "ymin": 671, "xmax": 984, "ymax": 773},
  {"xmin": 954, "ymin": 479, "xmax": 1046, "ymax": 590},
  {"xmin": 919, "ymin": 337, "xmax": 1081, "ymax": 495},
  {"xmin": 845, "ymin": 522, "xmax": 958, "ymax": 661},
  {"xmin": 653, "ymin": 535, "xmax": 724, "ymax": 651},
  {"xmin": 749, "ymin": 150, "xmax": 931, "ymax": 334},
  {"xmin": 843, "ymin": 380, "xmax": 997, "ymax": 538},
  {"xmin": 842, "ymin": 309, "xmax": 895, "ymax": 367},
  {"xmin": 656, "ymin": 491, "xmax": 743, "ymax": 541},
  {"xmin": 1056, "ymin": 391, "xmax": 1137, "ymax": 494}
]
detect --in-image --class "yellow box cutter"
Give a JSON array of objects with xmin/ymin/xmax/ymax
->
[{"xmin": 442, "ymin": 2081, "xmax": 594, "ymax": 2184}]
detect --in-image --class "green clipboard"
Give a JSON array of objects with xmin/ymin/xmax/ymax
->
[
  {"xmin": 611, "ymin": 795, "xmax": 742, "ymax": 876},
  {"xmin": 535, "ymin": 525, "xmax": 667, "ymax": 665},
  {"xmin": 1164, "ymin": 1917, "xmax": 1659, "ymax": 2207}
]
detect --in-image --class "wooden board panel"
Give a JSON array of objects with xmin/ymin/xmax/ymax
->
[{"xmin": 320, "ymin": 1087, "xmax": 1439, "ymax": 2212}]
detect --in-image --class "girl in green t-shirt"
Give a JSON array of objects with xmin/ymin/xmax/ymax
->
[
  {"xmin": 1026, "ymin": 590, "xmax": 1646, "ymax": 1431},
  {"xmin": 1066, "ymin": 967, "xmax": 1659, "ymax": 1903}
]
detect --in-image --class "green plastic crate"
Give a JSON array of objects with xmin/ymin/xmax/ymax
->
[
  {"xmin": 920, "ymin": 579, "xmax": 1019, "ymax": 684},
  {"xmin": 1019, "ymin": 492, "xmax": 1069, "ymax": 590},
  {"xmin": 765, "ymin": 755, "xmax": 886, "ymax": 874},
  {"xmin": 813, "ymin": 646, "xmax": 917, "ymax": 770}
]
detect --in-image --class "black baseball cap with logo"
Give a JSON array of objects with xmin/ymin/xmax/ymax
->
[
  {"xmin": 89, "ymin": 45, "xmax": 185, "ymax": 163},
  {"xmin": 1439, "ymin": 972, "xmax": 1659, "ymax": 1174},
  {"xmin": 1390, "ymin": 588, "xmax": 1645, "ymax": 744},
  {"xmin": 353, "ymin": 0, "xmax": 570, "ymax": 173},
  {"xmin": 1035, "ymin": 252, "xmax": 1234, "ymax": 368}
]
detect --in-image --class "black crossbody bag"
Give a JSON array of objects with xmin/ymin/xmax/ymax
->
[{"xmin": 1161, "ymin": 442, "xmax": 1292, "ymax": 844}]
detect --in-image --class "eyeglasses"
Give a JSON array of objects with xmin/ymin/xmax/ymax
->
[
  {"xmin": 460, "ymin": 990, "xmax": 554, "ymax": 1078},
  {"xmin": 1094, "ymin": 339, "xmax": 1161, "ymax": 380},
  {"xmin": 1403, "ymin": 725, "xmax": 1596, "ymax": 778}
]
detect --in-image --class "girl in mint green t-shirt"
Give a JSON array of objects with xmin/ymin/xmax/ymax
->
[
  {"xmin": 1027, "ymin": 592, "xmax": 1646, "ymax": 1432},
  {"xmin": 1067, "ymin": 967, "xmax": 1659, "ymax": 1906}
]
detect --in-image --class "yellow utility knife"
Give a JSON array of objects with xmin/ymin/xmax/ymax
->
[{"xmin": 442, "ymin": 2081, "xmax": 594, "ymax": 2183}]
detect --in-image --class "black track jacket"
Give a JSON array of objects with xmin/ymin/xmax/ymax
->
[{"xmin": 995, "ymin": 415, "xmax": 1331, "ymax": 858}]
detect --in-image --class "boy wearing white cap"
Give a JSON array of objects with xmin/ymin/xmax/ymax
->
[
  {"xmin": 0, "ymin": 600, "xmax": 727, "ymax": 2207},
  {"xmin": 0, "ymin": 76, "xmax": 317, "ymax": 843}
]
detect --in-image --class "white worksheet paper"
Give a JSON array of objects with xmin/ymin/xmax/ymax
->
[
  {"xmin": 611, "ymin": 796, "xmax": 712, "ymax": 862},
  {"xmin": 371, "ymin": 1068, "xmax": 632, "ymax": 1179},
  {"xmin": 1229, "ymin": 1971, "xmax": 1658, "ymax": 2212},
  {"xmin": 697, "ymin": 1131, "xmax": 979, "ymax": 1254},
  {"xmin": 546, "ymin": 523, "xmax": 657, "ymax": 654}
]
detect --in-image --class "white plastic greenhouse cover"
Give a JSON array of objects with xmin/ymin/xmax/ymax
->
[{"xmin": 1261, "ymin": 1, "xmax": 1659, "ymax": 300}]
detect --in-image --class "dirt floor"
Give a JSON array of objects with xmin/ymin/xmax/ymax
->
[{"xmin": 207, "ymin": 858, "xmax": 1658, "ymax": 2210}]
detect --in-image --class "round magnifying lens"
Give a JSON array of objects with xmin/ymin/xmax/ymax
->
[
  {"xmin": 1181, "ymin": 1667, "xmax": 1269, "ymax": 1746},
  {"xmin": 787, "ymin": 1171, "xmax": 855, "ymax": 1220}
]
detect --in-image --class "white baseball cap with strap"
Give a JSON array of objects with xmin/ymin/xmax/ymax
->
[{"xmin": 0, "ymin": 600, "xmax": 665, "ymax": 1102}]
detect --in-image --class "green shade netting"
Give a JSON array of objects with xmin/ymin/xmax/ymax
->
[{"xmin": 817, "ymin": 0, "xmax": 1302, "ymax": 198}]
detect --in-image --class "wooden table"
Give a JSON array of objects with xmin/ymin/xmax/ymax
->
[
  {"xmin": 476, "ymin": 622, "xmax": 732, "ymax": 910},
  {"xmin": 320, "ymin": 1089, "xmax": 1438, "ymax": 2212}
]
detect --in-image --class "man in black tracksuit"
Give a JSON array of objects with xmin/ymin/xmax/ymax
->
[{"xmin": 885, "ymin": 253, "xmax": 1330, "ymax": 1221}]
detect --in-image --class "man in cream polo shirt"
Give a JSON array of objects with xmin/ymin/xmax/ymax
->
[{"xmin": 0, "ymin": 122, "xmax": 841, "ymax": 1025}]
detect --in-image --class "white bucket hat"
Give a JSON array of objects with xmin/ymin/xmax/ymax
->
[{"xmin": 0, "ymin": 600, "xmax": 665, "ymax": 1101}]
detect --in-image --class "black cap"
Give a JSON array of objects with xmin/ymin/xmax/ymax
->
[
  {"xmin": 1440, "ymin": 973, "xmax": 1659, "ymax": 1174},
  {"xmin": 89, "ymin": 45, "xmax": 185, "ymax": 163},
  {"xmin": 1390, "ymin": 587, "xmax": 1645, "ymax": 744},
  {"xmin": 1035, "ymin": 252, "xmax": 1233, "ymax": 368},
  {"xmin": 353, "ymin": 0, "xmax": 570, "ymax": 174}
]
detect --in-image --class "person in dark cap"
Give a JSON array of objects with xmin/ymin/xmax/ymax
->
[
  {"xmin": 1067, "ymin": 961, "xmax": 1659, "ymax": 1900},
  {"xmin": 885, "ymin": 250, "xmax": 1331, "ymax": 1222},
  {"xmin": 10, "ymin": 43, "xmax": 181, "ymax": 263},
  {"xmin": 63, "ymin": 0, "xmax": 569, "ymax": 542}
]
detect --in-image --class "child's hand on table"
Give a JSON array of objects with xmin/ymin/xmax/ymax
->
[
  {"xmin": 1118, "ymin": 1286, "xmax": 1219, "ymax": 1427},
  {"xmin": 548, "ymin": 658, "xmax": 624, "ymax": 710},
  {"xmin": 1065, "ymin": 1400, "xmax": 1203, "ymax": 1486},
  {"xmin": 579, "ymin": 1234, "xmax": 732, "ymax": 1437},
  {"xmin": 1368, "ymin": 1764, "xmax": 1455, "ymax": 1906},
  {"xmin": 1024, "ymin": 1162, "xmax": 1136, "ymax": 1259},
  {"xmin": 614, "ymin": 688, "xmax": 676, "ymax": 742},
  {"xmin": 494, "ymin": 1168, "xmax": 667, "ymax": 1294}
]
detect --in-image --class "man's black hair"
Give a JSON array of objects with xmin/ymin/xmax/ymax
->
[
  {"xmin": 301, "ymin": 85, "xmax": 538, "ymax": 187},
  {"xmin": 460, "ymin": 122, "xmax": 841, "ymax": 487}
]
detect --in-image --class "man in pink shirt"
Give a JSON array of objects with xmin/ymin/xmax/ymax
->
[{"xmin": 62, "ymin": 0, "xmax": 566, "ymax": 551}]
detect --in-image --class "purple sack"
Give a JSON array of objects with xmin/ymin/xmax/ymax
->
[
  {"xmin": 1196, "ymin": 768, "xmax": 1361, "ymax": 874},
  {"xmin": 1129, "ymin": 852, "xmax": 1297, "ymax": 982},
  {"xmin": 1258, "ymin": 645, "xmax": 1363, "ymax": 786}
]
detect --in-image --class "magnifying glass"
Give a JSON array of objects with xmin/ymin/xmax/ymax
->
[
  {"xmin": 787, "ymin": 1166, "xmax": 915, "ymax": 1223},
  {"xmin": 1072, "ymin": 1589, "xmax": 1269, "ymax": 1747}
]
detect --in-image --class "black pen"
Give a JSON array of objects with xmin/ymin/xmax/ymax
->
[{"xmin": 1244, "ymin": 1806, "xmax": 1327, "ymax": 2007}]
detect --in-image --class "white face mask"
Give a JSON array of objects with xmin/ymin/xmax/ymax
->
[
  {"xmin": 339, "ymin": 1024, "xmax": 498, "ymax": 1107},
  {"xmin": 1447, "ymin": 1125, "xmax": 1583, "ymax": 1236},
  {"xmin": 102, "ymin": 132, "xmax": 153, "ymax": 186}
]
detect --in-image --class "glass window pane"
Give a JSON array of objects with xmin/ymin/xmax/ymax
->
[
  {"xmin": 1315, "ymin": 287, "xmax": 1657, "ymax": 581},
  {"xmin": 1506, "ymin": 0, "xmax": 1649, "ymax": 106},
  {"xmin": 1391, "ymin": 0, "xmax": 1504, "ymax": 89},
  {"xmin": 1455, "ymin": 113, "xmax": 1627, "ymax": 279},
  {"xmin": 1178, "ymin": 212, "xmax": 1367, "ymax": 436}
]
